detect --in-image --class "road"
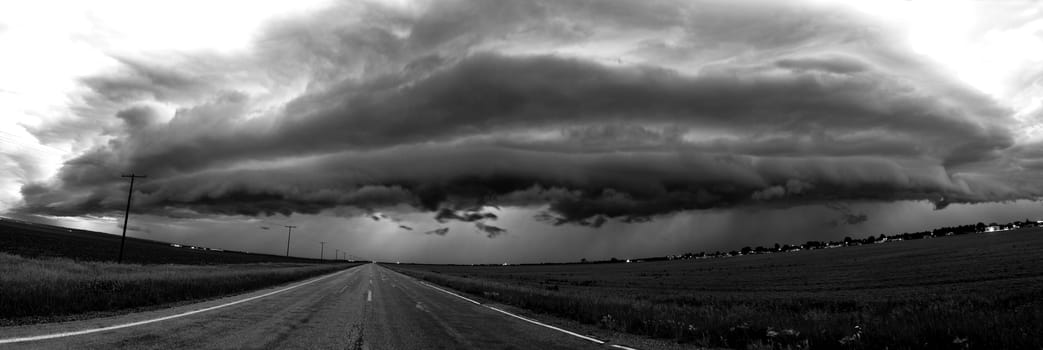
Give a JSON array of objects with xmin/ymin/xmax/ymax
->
[{"xmin": 0, "ymin": 264, "xmax": 638, "ymax": 350}]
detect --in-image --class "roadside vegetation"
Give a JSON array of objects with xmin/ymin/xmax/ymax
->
[
  {"xmin": 0, "ymin": 253, "xmax": 358, "ymax": 325},
  {"xmin": 390, "ymin": 228, "xmax": 1043, "ymax": 349}
]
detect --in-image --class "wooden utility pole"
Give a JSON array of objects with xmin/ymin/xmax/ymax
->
[
  {"xmin": 118, "ymin": 174, "xmax": 146, "ymax": 263},
  {"xmin": 284, "ymin": 225, "xmax": 297, "ymax": 257},
  {"xmin": 320, "ymin": 241, "xmax": 326, "ymax": 261}
]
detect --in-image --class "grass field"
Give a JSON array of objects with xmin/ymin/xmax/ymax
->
[
  {"xmin": 389, "ymin": 228, "xmax": 1043, "ymax": 349},
  {"xmin": 0, "ymin": 253, "xmax": 359, "ymax": 326},
  {"xmin": 0, "ymin": 217, "xmax": 322, "ymax": 264}
]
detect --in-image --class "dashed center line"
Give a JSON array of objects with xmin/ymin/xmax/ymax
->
[{"xmin": 367, "ymin": 290, "xmax": 373, "ymax": 302}]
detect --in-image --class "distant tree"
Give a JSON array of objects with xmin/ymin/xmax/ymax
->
[
  {"xmin": 879, "ymin": 234, "xmax": 886, "ymax": 240},
  {"xmin": 610, "ymin": 257, "xmax": 619, "ymax": 263},
  {"xmin": 580, "ymin": 258, "xmax": 588, "ymax": 263},
  {"xmin": 741, "ymin": 246, "xmax": 753, "ymax": 255},
  {"xmin": 976, "ymin": 222, "xmax": 986, "ymax": 232},
  {"xmin": 774, "ymin": 243, "xmax": 781, "ymax": 251}
]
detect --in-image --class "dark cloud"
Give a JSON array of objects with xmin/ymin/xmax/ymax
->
[
  {"xmin": 115, "ymin": 106, "xmax": 162, "ymax": 130},
  {"xmin": 19, "ymin": 142, "xmax": 1031, "ymax": 224},
  {"xmin": 776, "ymin": 55, "xmax": 869, "ymax": 74},
  {"xmin": 12, "ymin": 0, "xmax": 1039, "ymax": 228},
  {"xmin": 475, "ymin": 222, "xmax": 507, "ymax": 238},
  {"xmin": 80, "ymin": 56, "xmax": 218, "ymax": 104},
  {"xmin": 434, "ymin": 208, "xmax": 498, "ymax": 223},
  {"xmin": 424, "ymin": 227, "xmax": 449, "ymax": 236}
]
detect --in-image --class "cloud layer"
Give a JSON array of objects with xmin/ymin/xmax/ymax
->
[{"xmin": 13, "ymin": 0, "xmax": 1043, "ymax": 226}]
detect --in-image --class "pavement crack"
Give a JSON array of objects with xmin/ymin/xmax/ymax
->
[{"xmin": 349, "ymin": 323, "xmax": 365, "ymax": 350}]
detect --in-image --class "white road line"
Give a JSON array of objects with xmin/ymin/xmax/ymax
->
[
  {"xmin": 367, "ymin": 290, "xmax": 373, "ymax": 302},
  {"xmin": 414, "ymin": 278, "xmax": 642, "ymax": 349},
  {"xmin": 418, "ymin": 282, "xmax": 480, "ymax": 305},
  {"xmin": 0, "ymin": 268, "xmax": 352, "ymax": 345},
  {"xmin": 485, "ymin": 306, "xmax": 605, "ymax": 344}
]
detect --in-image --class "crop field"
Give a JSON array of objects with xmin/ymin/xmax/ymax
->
[
  {"xmin": 0, "ymin": 253, "xmax": 359, "ymax": 325},
  {"xmin": 0, "ymin": 217, "xmax": 319, "ymax": 264},
  {"xmin": 390, "ymin": 228, "xmax": 1043, "ymax": 349}
]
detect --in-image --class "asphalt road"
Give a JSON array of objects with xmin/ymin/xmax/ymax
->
[{"xmin": 0, "ymin": 264, "xmax": 634, "ymax": 350}]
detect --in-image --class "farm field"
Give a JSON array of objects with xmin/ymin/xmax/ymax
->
[
  {"xmin": 390, "ymin": 228, "xmax": 1043, "ymax": 349},
  {"xmin": 0, "ymin": 252, "xmax": 359, "ymax": 326},
  {"xmin": 0, "ymin": 217, "xmax": 320, "ymax": 264}
]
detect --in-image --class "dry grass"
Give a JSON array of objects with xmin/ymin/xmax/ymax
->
[
  {"xmin": 390, "ymin": 228, "xmax": 1043, "ymax": 349},
  {"xmin": 0, "ymin": 253, "xmax": 357, "ymax": 325}
]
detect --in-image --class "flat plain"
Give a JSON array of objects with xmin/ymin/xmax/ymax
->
[
  {"xmin": 0, "ymin": 217, "xmax": 318, "ymax": 264},
  {"xmin": 390, "ymin": 228, "xmax": 1043, "ymax": 349}
]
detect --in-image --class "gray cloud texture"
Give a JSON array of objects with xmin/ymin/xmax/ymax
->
[{"xmin": 14, "ymin": 0, "xmax": 1041, "ymax": 226}]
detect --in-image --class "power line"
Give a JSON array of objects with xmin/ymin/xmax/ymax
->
[
  {"xmin": 284, "ymin": 225, "xmax": 297, "ymax": 257},
  {"xmin": 118, "ymin": 174, "xmax": 146, "ymax": 264}
]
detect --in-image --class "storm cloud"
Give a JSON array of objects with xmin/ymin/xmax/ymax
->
[{"xmin": 13, "ymin": 0, "xmax": 1042, "ymax": 227}]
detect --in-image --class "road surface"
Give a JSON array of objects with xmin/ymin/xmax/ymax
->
[{"xmin": 0, "ymin": 264, "xmax": 640, "ymax": 349}]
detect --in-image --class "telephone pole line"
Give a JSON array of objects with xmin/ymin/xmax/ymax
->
[
  {"xmin": 284, "ymin": 225, "xmax": 297, "ymax": 256},
  {"xmin": 118, "ymin": 174, "xmax": 146, "ymax": 264},
  {"xmin": 320, "ymin": 241, "xmax": 327, "ymax": 261},
  {"xmin": 335, "ymin": 248, "xmax": 339, "ymax": 261}
]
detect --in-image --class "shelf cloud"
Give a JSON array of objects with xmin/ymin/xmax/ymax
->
[{"xmin": 9, "ymin": 0, "xmax": 1043, "ymax": 229}]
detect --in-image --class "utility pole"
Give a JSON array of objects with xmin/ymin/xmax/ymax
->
[
  {"xmin": 118, "ymin": 174, "xmax": 146, "ymax": 263},
  {"xmin": 284, "ymin": 225, "xmax": 297, "ymax": 256},
  {"xmin": 320, "ymin": 241, "xmax": 326, "ymax": 261},
  {"xmin": 335, "ymin": 248, "xmax": 339, "ymax": 261}
]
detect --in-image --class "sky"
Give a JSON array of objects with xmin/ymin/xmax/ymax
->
[{"xmin": 1, "ymin": 0, "xmax": 1042, "ymax": 263}]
